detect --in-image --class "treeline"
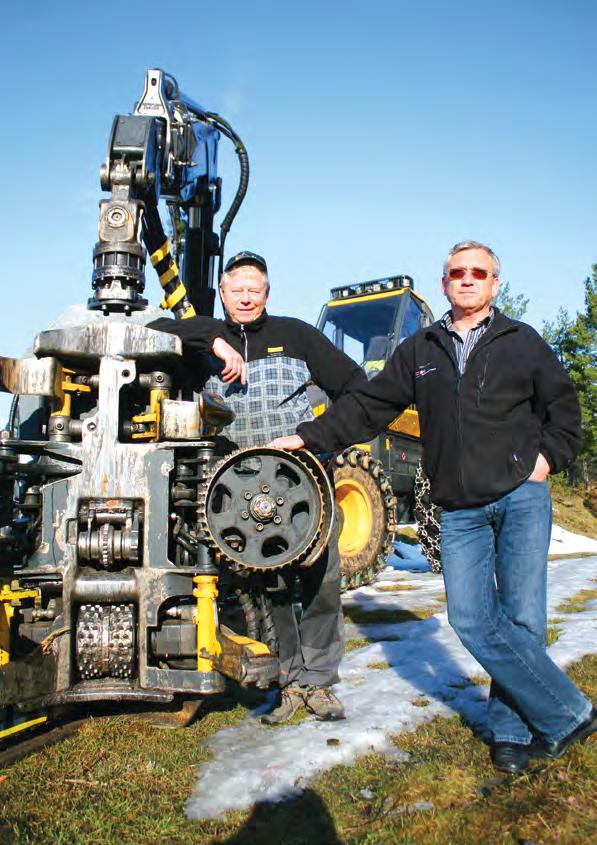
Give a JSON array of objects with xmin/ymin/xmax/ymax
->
[{"xmin": 497, "ymin": 268, "xmax": 596, "ymax": 489}]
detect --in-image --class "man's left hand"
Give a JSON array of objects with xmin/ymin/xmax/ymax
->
[{"xmin": 528, "ymin": 452, "xmax": 550, "ymax": 482}]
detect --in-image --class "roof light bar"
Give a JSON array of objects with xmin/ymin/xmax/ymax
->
[{"xmin": 330, "ymin": 275, "xmax": 414, "ymax": 300}]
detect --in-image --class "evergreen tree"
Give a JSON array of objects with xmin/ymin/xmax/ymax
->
[
  {"xmin": 543, "ymin": 267, "xmax": 597, "ymax": 486},
  {"xmin": 494, "ymin": 281, "xmax": 529, "ymax": 319}
]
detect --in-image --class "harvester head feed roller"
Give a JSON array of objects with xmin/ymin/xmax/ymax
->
[{"xmin": 200, "ymin": 447, "xmax": 334, "ymax": 571}]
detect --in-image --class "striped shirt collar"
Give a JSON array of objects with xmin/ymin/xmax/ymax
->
[
  {"xmin": 440, "ymin": 308, "xmax": 495, "ymax": 374},
  {"xmin": 440, "ymin": 307, "xmax": 494, "ymax": 335}
]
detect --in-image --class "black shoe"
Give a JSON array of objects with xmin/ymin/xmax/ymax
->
[
  {"xmin": 534, "ymin": 707, "xmax": 597, "ymax": 760},
  {"xmin": 490, "ymin": 742, "xmax": 530, "ymax": 774}
]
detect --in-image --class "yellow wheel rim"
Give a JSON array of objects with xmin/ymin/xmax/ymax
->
[{"xmin": 335, "ymin": 478, "xmax": 372, "ymax": 556}]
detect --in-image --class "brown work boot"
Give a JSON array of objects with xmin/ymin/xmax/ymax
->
[
  {"xmin": 304, "ymin": 685, "xmax": 346, "ymax": 721},
  {"xmin": 261, "ymin": 684, "xmax": 306, "ymax": 725}
]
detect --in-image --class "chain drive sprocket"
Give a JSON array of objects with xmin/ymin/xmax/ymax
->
[{"xmin": 199, "ymin": 447, "xmax": 334, "ymax": 571}]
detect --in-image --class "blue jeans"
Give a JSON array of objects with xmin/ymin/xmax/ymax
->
[{"xmin": 440, "ymin": 480, "xmax": 591, "ymax": 744}]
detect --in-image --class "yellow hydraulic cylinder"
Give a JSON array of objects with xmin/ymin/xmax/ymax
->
[
  {"xmin": 193, "ymin": 575, "xmax": 222, "ymax": 672},
  {"xmin": 0, "ymin": 583, "xmax": 39, "ymax": 665}
]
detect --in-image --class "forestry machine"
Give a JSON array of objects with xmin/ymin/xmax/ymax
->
[
  {"xmin": 0, "ymin": 70, "xmax": 334, "ymax": 741},
  {"xmin": 311, "ymin": 276, "xmax": 439, "ymax": 589}
]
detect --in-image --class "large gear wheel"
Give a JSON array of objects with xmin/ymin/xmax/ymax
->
[
  {"xmin": 333, "ymin": 447, "xmax": 397, "ymax": 590},
  {"xmin": 200, "ymin": 447, "xmax": 334, "ymax": 571}
]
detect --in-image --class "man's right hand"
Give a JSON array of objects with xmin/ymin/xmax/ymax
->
[
  {"xmin": 212, "ymin": 337, "xmax": 247, "ymax": 384},
  {"xmin": 268, "ymin": 435, "xmax": 305, "ymax": 451}
]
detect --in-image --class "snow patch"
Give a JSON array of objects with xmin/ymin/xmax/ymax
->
[{"xmin": 186, "ymin": 542, "xmax": 597, "ymax": 821}]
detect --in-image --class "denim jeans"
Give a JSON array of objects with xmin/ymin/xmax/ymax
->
[{"xmin": 440, "ymin": 480, "xmax": 591, "ymax": 744}]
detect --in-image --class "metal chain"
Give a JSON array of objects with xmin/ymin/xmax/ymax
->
[{"xmin": 413, "ymin": 463, "xmax": 442, "ymax": 573}]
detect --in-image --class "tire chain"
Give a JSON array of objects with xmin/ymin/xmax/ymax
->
[{"xmin": 413, "ymin": 463, "xmax": 442, "ymax": 573}]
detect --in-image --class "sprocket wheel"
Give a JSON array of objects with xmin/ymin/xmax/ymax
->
[
  {"xmin": 200, "ymin": 447, "xmax": 334, "ymax": 571},
  {"xmin": 333, "ymin": 448, "xmax": 397, "ymax": 591}
]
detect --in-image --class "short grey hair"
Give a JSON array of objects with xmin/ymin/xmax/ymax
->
[
  {"xmin": 443, "ymin": 241, "xmax": 500, "ymax": 277},
  {"xmin": 220, "ymin": 264, "xmax": 270, "ymax": 294}
]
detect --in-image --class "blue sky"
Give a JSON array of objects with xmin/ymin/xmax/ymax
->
[{"xmin": 0, "ymin": 0, "xmax": 595, "ymax": 410}]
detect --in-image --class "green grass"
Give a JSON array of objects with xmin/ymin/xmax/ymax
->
[
  {"xmin": 555, "ymin": 588, "xmax": 597, "ymax": 615},
  {"xmin": 550, "ymin": 481, "xmax": 597, "ymax": 539},
  {"xmin": 1, "ymin": 656, "xmax": 596, "ymax": 845},
  {"xmin": 342, "ymin": 606, "xmax": 434, "ymax": 625},
  {"xmin": 345, "ymin": 638, "xmax": 371, "ymax": 653}
]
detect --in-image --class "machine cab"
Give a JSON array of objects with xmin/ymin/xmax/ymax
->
[{"xmin": 316, "ymin": 275, "xmax": 434, "ymax": 379}]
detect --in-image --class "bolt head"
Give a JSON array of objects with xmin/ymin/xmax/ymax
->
[
  {"xmin": 255, "ymin": 523, "xmax": 264, "ymax": 532},
  {"xmin": 244, "ymin": 491, "xmax": 252, "ymax": 500}
]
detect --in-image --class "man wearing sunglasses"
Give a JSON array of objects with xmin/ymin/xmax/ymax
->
[{"xmin": 271, "ymin": 240, "xmax": 595, "ymax": 773}]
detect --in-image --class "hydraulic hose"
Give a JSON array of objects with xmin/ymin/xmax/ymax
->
[{"xmin": 202, "ymin": 112, "xmax": 250, "ymax": 280}]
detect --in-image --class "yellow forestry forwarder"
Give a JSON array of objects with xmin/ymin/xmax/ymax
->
[{"xmin": 309, "ymin": 275, "xmax": 440, "ymax": 589}]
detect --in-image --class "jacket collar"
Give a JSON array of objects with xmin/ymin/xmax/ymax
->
[
  {"xmin": 426, "ymin": 307, "xmax": 517, "ymax": 342},
  {"xmin": 224, "ymin": 310, "xmax": 269, "ymax": 335}
]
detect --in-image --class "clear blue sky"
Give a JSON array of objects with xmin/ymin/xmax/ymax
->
[{"xmin": 0, "ymin": 1, "xmax": 595, "ymax": 417}]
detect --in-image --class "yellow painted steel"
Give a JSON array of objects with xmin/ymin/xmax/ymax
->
[
  {"xmin": 312, "ymin": 403, "xmax": 326, "ymax": 417},
  {"xmin": 193, "ymin": 575, "xmax": 222, "ymax": 671},
  {"xmin": 267, "ymin": 346, "xmax": 284, "ymax": 353},
  {"xmin": 220, "ymin": 631, "xmax": 270, "ymax": 656},
  {"xmin": 50, "ymin": 369, "xmax": 91, "ymax": 417},
  {"xmin": 388, "ymin": 408, "xmax": 420, "ymax": 438},
  {"xmin": 353, "ymin": 443, "xmax": 372, "ymax": 452},
  {"xmin": 326, "ymin": 289, "xmax": 407, "ymax": 307},
  {"xmin": 131, "ymin": 387, "xmax": 169, "ymax": 441},
  {"xmin": 335, "ymin": 477, "xmax": 372, "ymax": 557},
  {"xmin": 0, "ymin": 584, "xmax": 39, "ymax": 665},
  {"xmin": 150, "ymin": 240, "xmax": 171, "ymax": 265},
  {"xmin": 326, "ymin": 287, "xmax": 430, "ymax": 308},
  {"xmin": 0, "ymin": 715, "xmax": 48, "ymax": 740},
  {"xmin": 181, "ymin": 304, "xmax": 197, "ymax": 319}
]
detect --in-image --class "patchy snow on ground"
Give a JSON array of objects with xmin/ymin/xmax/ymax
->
[
  {"xmin": 185, "ymin": 525, "xmax": 597, "ymax": 821},
  {"xmin": 549, "ymin": 524, "xmax": 597, "ymax": 557}
]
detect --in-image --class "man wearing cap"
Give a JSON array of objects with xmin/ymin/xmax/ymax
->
[
  {"xmin": 272, "ymin": 240, "xmax": 596, "ymax": 771},
  {"xmin": 150, "ymin": 251, "xmax": 366, "ymax": 722}
]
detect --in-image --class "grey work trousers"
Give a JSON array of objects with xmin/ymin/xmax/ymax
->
[{"xmin": 269, "ymin": 520, "xmax": 344, "ymax": 688}]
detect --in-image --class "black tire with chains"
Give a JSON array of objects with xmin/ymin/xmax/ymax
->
[
  {"xmin": 333, "ymin": 448, "xmax": 397, "ymax": 591},
  {"xmin": 413, "ymin": 463, "xmax": 442, "ymax": 572}
]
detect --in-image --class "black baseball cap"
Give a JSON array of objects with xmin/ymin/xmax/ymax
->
[{"xmin": 224, "ymin": 251, "xmax": 268, "ymax": 274}]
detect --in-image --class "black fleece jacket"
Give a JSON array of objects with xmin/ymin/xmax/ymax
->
[
  {"xmin": 297, "ymin": 311, "xmax": 581, "ymax": 510},
  {"xmin": 148, "ymin": 311, "xmax": 365, "ymax": 400}
]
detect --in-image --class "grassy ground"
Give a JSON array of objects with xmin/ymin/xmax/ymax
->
[
  {"xmin": 550, "ymin": 481, "xmax": 597, "ymax": 539},
  {"xmin": 1, "ymin": 488, "xmax": 594, "ymax": 844},
  {"xmin": 1, "ymin": 640, "xmax": 595, "ymax": 844}
]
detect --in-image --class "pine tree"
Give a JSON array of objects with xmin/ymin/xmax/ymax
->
[
  {"xmin": 494, "ymin": 281, "xmax": 529, "ymax": 319},
  {"xmin": 543, "ymin": 267, "xmax": 597, "ymax": 486}
]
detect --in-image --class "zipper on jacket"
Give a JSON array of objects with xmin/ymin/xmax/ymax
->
[
  {"xmin": 240, "ymin": 326, "xmax": 248, "ymax": 361},
  {"xmin": 455, "ymin": 373, "xmax": 466, "ymax": 498}
]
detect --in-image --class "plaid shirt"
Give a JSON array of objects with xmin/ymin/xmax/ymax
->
[{"xmin": 440, "ymin": 308, "xmax": 495, "ymax": 374}]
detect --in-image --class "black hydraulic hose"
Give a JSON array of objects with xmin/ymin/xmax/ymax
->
[
  {"xmin": 235, "ymin": 587, "xmax": 260, "ymax": 641},
  {"xmin": 203, "ymin": 112, "xmax": 250, "ymax": 280},
  {"xmin": 8, "ymin": 395, "xmax": 19, "ymax": 437}
]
